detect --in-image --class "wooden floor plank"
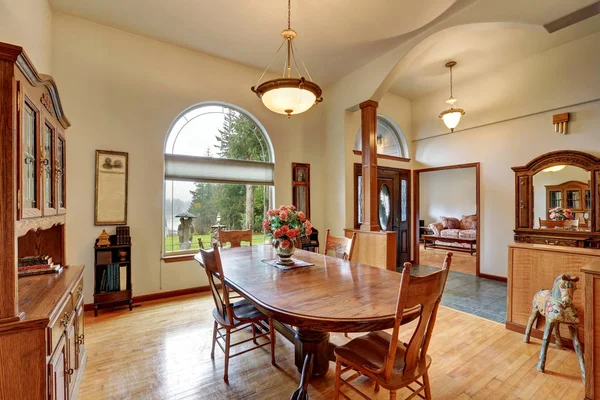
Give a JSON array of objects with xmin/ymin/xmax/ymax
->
[{"xmin": 79, "ymin": 293, "xmax": 583, "ymax": 399}]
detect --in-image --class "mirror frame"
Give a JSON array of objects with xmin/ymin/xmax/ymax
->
[{"xmin": 512, "ymin": 150, "xmax": 600, "ymax": 244}]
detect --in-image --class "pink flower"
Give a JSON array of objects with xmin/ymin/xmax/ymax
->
[
  {"xmin": 273, "ymin": 229, "xmax": 283, "ymax": 238},
  {"xmin": 306, "ymin": 227, "xmax": 312, "ymax": 236},
  {"xmin": 268, "ymin": 209, "xmax": 279, "ymax": 216},
  {"xmin": 305, "ymin": 221, "xmax": 312, "ymax": 230},
  {"xmin": 281, "ymin": 225, "xmax": 290, "ymax": 235},
  {"xmin": 280, "ymin": 211, "xmax": 288, "ymax": 221},
  {"xmin": 280, "ymin": 240, "xmax": 291, "ymax": 250},
  {"xmin": 298, "ymin": 211, "xmax": 306, "ymax": 222},
  {"xmin": 262, "ymin": 219, "xmax": 271, "ymax": 230},
  {"xmin": 288, "ymin": 205, "xmax": 296, "ymax": 211}
]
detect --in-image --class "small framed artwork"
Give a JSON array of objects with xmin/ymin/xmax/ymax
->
[
  {"xmin": 95, "ymin": 150, "xmax": 128, "ymax": 225},
  {"xmin": 292, "ymin": 163, "xmax": 310, "ymax": 219}
]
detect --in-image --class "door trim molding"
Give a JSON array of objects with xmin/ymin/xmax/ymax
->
[
  {"xmin": 353, "ymin": 163, "xmax": 411, "ymax": 267},
  {"xmin": 413, "ymin": 163, "xmax": 481, "ymax": 277}
]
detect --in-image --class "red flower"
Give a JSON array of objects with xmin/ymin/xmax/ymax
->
[
  {"xmin": 262, "ymin": 219, "xmax": 271, "ymax": 230},
  {"xmin": 280, "ymin": 239, "xmax": 291, "ymax": 250},
  {"xmin": 306, "ymin": 227, "xmax": 312, "ymax": 236},
  {"xmin": 273, "ymin": 229, "xmax": 283, "ymax": 238},
  {"xmin": 268, "ymin": 209, "xmax": 279, "ymax": 216},
  {"xmin": 298, "ymin": 211, "xmax": 306, "ymax": 222},
  {"xmin": 289, "ymin": 205, "xmax": 296, "ymax": 211},
  {"xmin": 280, "ymin": 211, "xmax": 288, "ymax": 221},
  {"xmin": 287, "ymin": 229, "xmax": 298, "ymax": 239},
  {"xmin": 281, "ymin": 225, "xmax": 290, "ymax": 235}
]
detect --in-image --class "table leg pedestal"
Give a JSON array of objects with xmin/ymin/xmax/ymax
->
[{"xmin": 291, "ymin": 329, "xmax": 330, "ymax": 400}]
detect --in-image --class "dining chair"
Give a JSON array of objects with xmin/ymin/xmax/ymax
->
[
  {"xmin": 333, "ymin": 252, "xmax": 453, "ymax": 400},
  {"xmin": 199, "ymin": 244, "xmax": 276, "ymax": 383},
  {"xmin": 219, "ymin": 226, "xmax": 253, "ymax": 247},
  {"xmin": 324, "ymin": 229, "xmax": 357, "ymax": 261}
]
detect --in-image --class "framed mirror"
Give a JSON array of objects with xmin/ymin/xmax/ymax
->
[
  {"xmin": 512, "ymin": 150, "xmax": 600, "ymax": 247},
  {"xmin": 95, "ymin": 150, "xmax": 128, "ymax": 225}
]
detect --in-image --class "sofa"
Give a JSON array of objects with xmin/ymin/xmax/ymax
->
[{"xmin": 426, "ymin": 215, "xmax": 477, "ymax": 253}]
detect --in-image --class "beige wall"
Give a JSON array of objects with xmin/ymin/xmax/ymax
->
[
  {"xmin": 51, "ymin": 14, "xmax": 326, "ymax": 300},
  {"xmin": 419, "ymin": 167, "xmax": 477, "ymax": 225},
  {"xmin": 0, "ymin": 0, "xmax": 53, "ymax": 73}
]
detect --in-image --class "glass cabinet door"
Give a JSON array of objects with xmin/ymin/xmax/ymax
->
[
  {"xmin": 57, "ymin": 135, "xmax": 66, "ymax": 213},
  {"xmin": 22, "ymin": 101, "xmax": 40, "ymax": 216},
  {"xmin": 43, "ymin": 123, "xmax": 56, "ymax": 214},
  {"xmin": 566, "ymin": 190, "xmax": 581, "ymax": 209},
  {"xmin": 549, "ymin": 191, "xmax": 562, "ymax": 208}
]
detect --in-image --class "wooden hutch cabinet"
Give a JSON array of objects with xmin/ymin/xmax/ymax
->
[
  {"xmin": 0, "ymin": 42, "xmax": 86, "ymax": 400},
  {"xmin": 545, "ymin": 180, "xmax": 591, "ymax": 221}
]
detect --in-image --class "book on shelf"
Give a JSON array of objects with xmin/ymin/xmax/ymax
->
[
  {"xmin": 120, "ymin": 266, "xmax": 127, "ymax": 291},
  {"xmin": 18, "ymin": 265, "xmax": 62, "ymax": 277},
  {"xmin": 18, "ymin": 264, "xmax": 59, "ymax": 272},
  {"xmin": 99, "ymin": 264, "xmax": 122, "ymax": 292}
]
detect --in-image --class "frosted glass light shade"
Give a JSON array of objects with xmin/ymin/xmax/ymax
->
[
  {"xmin": 252, "ymin": 77, "xmax": 322, "ymax": 117},
  {"xmin": 542, "ymin": 165, "xmax": 566, "ymax": 173},
  {"xmin": 439, "ymin": 107, "xmax": 465, "ymax": 132},
  {"xmin": 261, "ymin": 87, "xmax": 317, "ymax": 116}
]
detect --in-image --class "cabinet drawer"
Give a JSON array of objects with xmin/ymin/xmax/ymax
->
[
  {"xmin": 71, "ymin": 275, "xmax": 84, "ymax": 307},
  {"xmin": 47, "ymin": 296, "xmax": 74, "ymax": 356},
  {"xmin": 529, "ymin": 236, "xmax": 580, "ymax": 247},
  {"xmin": 94, "ymin": 290, "xmax": 131, "ymax": 305}
]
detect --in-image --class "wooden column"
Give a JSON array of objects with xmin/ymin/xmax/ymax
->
[
  {"xmin": 0, "ymin": 56, "xmax": 18, "ymax": 323},
  {"xmin": 359, "ymin": 100, "xmax": 379, "ymax": 232}
]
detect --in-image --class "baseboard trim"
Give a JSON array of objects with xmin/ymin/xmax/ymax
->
[
  {"xmin": 84, "ymin": 285, "xmax": 211, "ymax": 312},
  {"xmin": 479, "ymin": 273, "xmax": 507, "ymax": 283}
]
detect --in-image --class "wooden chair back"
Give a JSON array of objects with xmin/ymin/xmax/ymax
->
[
  {"xmin": 199, "ymin": 244, "xmax": 234, "ymax": 324},
  {"xmin": 324, "ymin": 229, "xmax": 356, "ymax": 261},
  {"xmin": 383, "ymin": 253, "xmax": 453, "ymax": 380},
  {"xmin": 539, "ymin": 218, "xmax": 565, "ymax": 229},
  {"xmin": 220, "ymin": 227, "xmax": 252, "ymax": 247}
]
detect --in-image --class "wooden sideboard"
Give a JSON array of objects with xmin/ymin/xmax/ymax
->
[
  {"xmin": 507, "ymin": 243, "xmax": 600, "ymax": 346},
  {"xmin": 0, "ymin": 266, "xmax": 86, "ymax": 399},
  {"xmin": 582, "ymin": 261, "xmax": 600, "ymax": 400}
]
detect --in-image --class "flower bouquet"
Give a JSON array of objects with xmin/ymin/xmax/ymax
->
[
  {"xmin": 549, "ymin": 207, "xmax": 575, "ymax": 221},
  {"xmin": 262, "ymin": 205, "xmax": 312, "ymax": 265}
]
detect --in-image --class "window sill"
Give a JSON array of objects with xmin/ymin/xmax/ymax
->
[
  {"xmin": 352, "ymin": 150, "xmax": 410, "ymax": 163},
  {"xmin": 162, "ymin": 254, "xmax": 197, "ymax": 263}
]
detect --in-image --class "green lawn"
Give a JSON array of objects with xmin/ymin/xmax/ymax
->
[{"xmin": 164, "ymin": 233, "xmax": 267, "ymax": 252}]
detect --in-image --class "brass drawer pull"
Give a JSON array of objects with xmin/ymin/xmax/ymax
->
[
  {"xmin": 77, "ymin": 334, "xmax": 84, "ymax": 345},
  {"xmin": 66, "ymin": 368, "xmax": 74, "ymax": 376},
  {"xmin": 60, "ymin": 311, "xmax": 70, "ymax": 327},
  {"xmin": 77, "ymin": 286, "xmax": 83, "ymax": 295}
]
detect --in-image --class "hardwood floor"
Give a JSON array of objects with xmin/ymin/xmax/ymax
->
[
  {"xmin": 420, "ymin": 243, "xmax": 476, "ymax": 275},
  {"xmin": 80, "ymin": 293, "xmax": 584, "ymax": 399}
]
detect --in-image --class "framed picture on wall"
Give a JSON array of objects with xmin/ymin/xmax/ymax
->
[
  {"xmin": 292, "ymin": 163, "xmax": 310, "ymax": 219},
  {"xmin": 95, "ymin": 150, "xmax": 128, "ymax": 225}
]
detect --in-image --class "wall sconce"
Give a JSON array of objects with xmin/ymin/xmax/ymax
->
[{"xmin": 553, "ymin": 112, "xmax": 569, "ymax": 134}]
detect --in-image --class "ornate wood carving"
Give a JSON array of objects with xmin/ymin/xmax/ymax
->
[
  {"xmin": 15, "ymin": 214, "xmax": 65, "ymax": 238},
  {"xmin": 40, "ymin": 93, "xmax": 54, "ymax": 116},
  {"xmin": 513, "ymin": 150, "xmax": 600, "ymax": 247}
]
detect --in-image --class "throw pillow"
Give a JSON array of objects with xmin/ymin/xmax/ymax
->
[
  {"xmin": 441, "ymin": 216, "xmax": 461, "ymax": 229},
  {"xmin": 460, "ymin": 214, "xmax": 477, "ymax": 230}
]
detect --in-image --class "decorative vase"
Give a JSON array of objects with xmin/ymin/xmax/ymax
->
[
  {"xmin": 274, "ymin": 239, "xmax": 296, "ymax": 265},
  {"xmin": 118, "ymin": 250, "xmax": 127, "ymax": 262}
]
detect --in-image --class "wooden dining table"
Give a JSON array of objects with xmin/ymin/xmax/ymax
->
[{"xmin": 195, "ymin": 245, "xmax": 410, "ymax": 400}]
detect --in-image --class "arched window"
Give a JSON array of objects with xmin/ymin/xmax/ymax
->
[
  {"xmin": 163, "ymin": 103, "xmax": 274, "ymax": 254},
  {"xmin": 354, "ymin": 115, "xmax": 409, "ymax": 158}
]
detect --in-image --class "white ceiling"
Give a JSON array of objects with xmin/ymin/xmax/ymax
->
[
  {"xmin": 48, "ymin": 0, "xmax": 459, "ymax": 86},
  {"xmin": 49, "ymin": 0, "xmax": 600, "ymax": 92},
  {"xmin": 389, "ymin": 13, "xmax": 600, "ymax": 99}
]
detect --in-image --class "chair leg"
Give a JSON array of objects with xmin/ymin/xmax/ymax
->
[
  {"xmin": 224, "ymin": 328, "xmax": 231, "ymax": 383},
  {"xmin": 536, "ymin": 322, "xmax": 554, "ymax": 372},
  {"xmin": 389, "ymin": 390, "xmax": 397, "ymax": 400},
  {"xmin": 334, "ymin": 360, "xmax": 342, "ymax": 400},
  {"xmin": 210, "ymin": 320, "xmax": 218, "ymax": 359},
  {"xmin": 568, "ymin": 324, "xmax": 586, "ymax": 383},
  {"xmin": 374, "ymin": 381, "xmax": 380, "ymax": 392},
  {"xmin": 554, "ymin": 322, "xmax": 563, "ymax": 349},
  {"xmin": 344, "ymin": 332, "xmax": 350, "ymax": 338},
  {"xmin": 423, "ymin": 371, "xmax": 432, "ymax": 400},
  {"xmin": 269, "ymin": 319, "xmax": 277, "ymax": 366},
  {"xmin": 252, "ymin": 323, "xmax": 258, "ymax": 345}
]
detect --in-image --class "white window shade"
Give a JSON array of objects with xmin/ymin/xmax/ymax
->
[{"xmin": 165, "ymin": 154, "xmax": 275, "ymax": 185}]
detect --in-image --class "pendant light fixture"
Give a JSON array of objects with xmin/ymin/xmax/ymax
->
[
  {"xmin": 439, "ymin": 61, "xmax": 465, "ymax": 132},
  {"xmin": 251, "ymin": 0, "xmax": 323, "ymax": 117}
]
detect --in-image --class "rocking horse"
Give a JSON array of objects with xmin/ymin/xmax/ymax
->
[{"xmin": 523, "ymin": 274, "xmax": 585, "ymax": 382}]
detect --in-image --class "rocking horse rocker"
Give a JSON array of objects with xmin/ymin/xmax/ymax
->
[{"xmin": 523, "ymin": 274, "xmax": 585, "ymax": 382}]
